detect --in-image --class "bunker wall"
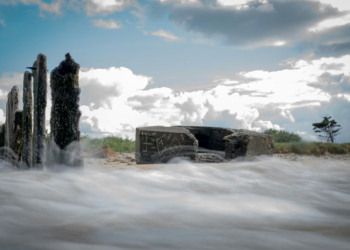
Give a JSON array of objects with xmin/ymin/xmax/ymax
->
[{"xmin": 136, "ymin": 126, "xmax": 198, "ymax": 164}]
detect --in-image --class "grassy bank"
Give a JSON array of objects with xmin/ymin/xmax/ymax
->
[
  {"xmin": 274, "ymin": 142, "xmax": 350, "ymax": 155},
  {"xmin": 81, "ymin": 135, "xmax": 135, "ymax": 154},
  {"xmin": 80, "ymin": 135, "xmax": 350, "ymax": 156}
]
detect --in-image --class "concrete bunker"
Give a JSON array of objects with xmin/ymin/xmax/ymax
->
[{"xmin": 136, "ymin": 126, "xmax": 274, "ymax": 164}]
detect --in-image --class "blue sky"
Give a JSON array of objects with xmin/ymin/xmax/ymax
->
[{"xmin": 0, "ymin": 0, "xmax": 350, "ymax": 142}]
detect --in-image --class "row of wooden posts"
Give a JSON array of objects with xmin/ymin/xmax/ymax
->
[{"xmin": 0, "ymin": 53, "xmax": 83, "ymax": 169}]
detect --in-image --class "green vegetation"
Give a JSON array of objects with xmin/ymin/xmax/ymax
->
[
  {"xmin": 264, "ymin": 128, "xmax": 349, "ymax": 155},
  {"xmin": 312, "ymin": 116, "xmax": 342, "ymax": 143},
  {"xmin": 78, "ymin": 132, "xmax": 349, "ymax": 156},
  {"xmin": 274, "ymin": 142, "xmax": 350, "ymax": 155},
  {"xmin": 80, "ymin": 135, "xmax": 135, "ymax": 153},
  {"xmin": 264, "ymin": 129, "xmax": 302, "ymax": 143}
]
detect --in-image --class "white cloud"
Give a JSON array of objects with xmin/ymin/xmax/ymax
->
[
  {"xmin": 252, "ymin": 120, "xmax": 283, "ymax": 132},
  {"xmin": 0, "ymin": 109, "xmax": 5, "ymax": 124},
  {"xmin": 217, "ymin": 0, "xmax": 249, "ymax": 6},
  {"xmin": 82, "ymin": 0, "xmax": 135, "ymax": 16},
  {"xmin": 1, "ymin": 54, "xmax": 349, "ymax": 142},
  {"xmin": 0, "ymin": 19, "xmax": 5, "ymax": 26},
  {"xmin": 272, "ymin": 41, "xmax": 287, "ymax": 46},
  {"xmin": 63, "ymin": 54, "xmax": 350, "ymax": 141},
  {"xmin": 308, "ymin": 0, "xmax": 350, "ymax": 31},
  {"xmin": 91, "ymin": 19, "xmax": 122, "ymax": 29},
  {"xmin": 308, "ymin": 14, "xmax": 350, "ymax": 32},
  {"xmin": 337, "ymin": 93, "xmax": 350, "ymax": 102},
  {"xmin": 150, "ymin": 30, "xmax": 183, "ymax": 42},
  {"xmin": 317, "ymin": 0, "xmax": 350, "ymax": 11}
]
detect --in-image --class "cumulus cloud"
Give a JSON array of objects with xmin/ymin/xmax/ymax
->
[
  {"xmin": 91, "ymin": 19, "xmax": 122, "ymax": 29},
  {"xmin": 1, "ymin": 54, "xmax": 349, "ymax": 141},
  {"xmin": 79, "ymin": 67, "xmax": 151, "ymax": 110},
  {"xmin": 0, "ymin": 73, "xmax": 24, "ymax": 112},
  {"xmin": 151, "ymin": 29, "xmax": 184, "ymax": 41},
  {"xmin": 75, "ymin": 55, "xmax": 346, "ymax": 140}
]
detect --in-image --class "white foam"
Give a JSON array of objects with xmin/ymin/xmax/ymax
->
[{"xmin": 0, "ymin": 157, "xmax": 349, "ymax": 250}]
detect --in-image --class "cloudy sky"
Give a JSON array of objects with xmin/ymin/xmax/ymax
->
[{"xmin": 0, "ymin": 0, "xmax": 349, "ymax": 142}]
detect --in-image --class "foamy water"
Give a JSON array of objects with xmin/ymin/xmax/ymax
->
[{"xmin": 0, "ymin": 157, "xmax": 349, "ymax": 250}]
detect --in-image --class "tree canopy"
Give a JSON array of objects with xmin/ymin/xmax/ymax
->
[{"xmin": 312, "ymin": 116, "xmax": 342, "ymax": 143}]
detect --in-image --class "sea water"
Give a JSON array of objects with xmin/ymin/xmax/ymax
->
[{"xmin": 0, "ymin": 157, "xmax": 349, "ymax": 250}]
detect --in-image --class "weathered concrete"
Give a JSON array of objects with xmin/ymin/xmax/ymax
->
[
  {"xmin": 136, "ymin": 126, "xmax": 274, "ymax": 164},
  {"xmin": 21, "ymin": 71, "xmax": 32, "ymax": 168},
  {"xmin": 224, "ymin": 129, "xmax": 274, "ymax": 159},
  {"xmin": 49, "ymin": 53, "xmax": 83, "ymax": 167},
  {"xmin": 32, "ymin": 54, "xmax": 47, "ymax": 169},
  {"xmin": 5, "ymin": 86, "xmax": 19, "ymax": 149},
  {"xmin": 135, "ymin": 126, "xmax": 198, "ymax": 164}
]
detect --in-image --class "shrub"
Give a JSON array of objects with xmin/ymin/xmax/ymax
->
[
  {"xmin": 274, "ymin": 142, "xmax": 349, "ymax": 155},
  {"xmin": 264, "ymin": 129, "xmax": 302, "ymax": 143},
  {"xmin": 81, "ymin": 135, "xmax": 135, "ymax": 153}
]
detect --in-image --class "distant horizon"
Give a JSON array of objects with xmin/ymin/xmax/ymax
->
[{"xmin": 0, "ymin": 0, "xmax": 349, "ymax": 142}]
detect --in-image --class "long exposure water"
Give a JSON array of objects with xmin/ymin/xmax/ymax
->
[{"xmin": 0, "ymin": 157, "xmax": 349, "ymax": 250}]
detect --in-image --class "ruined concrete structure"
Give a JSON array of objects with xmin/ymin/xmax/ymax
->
[
  {"xmin": 135, "ymin": 126, "xmax": 198, "ymax": 164},
  {"xmin": 0, "ymin": 53, "xmax": 83, "ymax": 169},
  {"xmin": 21, "ymin": 71, "xmax": 33, "ymax": 168},
  {"xmin": 49, "ymin": 53, "xmax": 83, "ymax": 167},
  {"xmin": 136, "ymin": 126, "xmax": 274, "ymax": 164}
]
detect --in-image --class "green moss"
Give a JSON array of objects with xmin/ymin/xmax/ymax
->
[{"xmin": 50, "ymin": 53, "xmax": 81, "ymax": 150}]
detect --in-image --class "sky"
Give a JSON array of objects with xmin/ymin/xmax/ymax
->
[{"xmin": 0, "ymin": 0, "xmax": 349, "ymax": 142}]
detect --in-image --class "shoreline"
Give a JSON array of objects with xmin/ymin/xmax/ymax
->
[{"xmin": 83, "ymin": 152, "xmax": 350, "ymax": 170}]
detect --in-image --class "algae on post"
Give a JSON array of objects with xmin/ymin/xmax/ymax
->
[{"xmin": 49, "ymin": 53, "xmax": 83, "ymax": 167}]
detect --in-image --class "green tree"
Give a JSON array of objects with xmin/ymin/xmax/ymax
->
[
  {"xmin": 264, "ymin": 129, "xmax": 302, "ymax": 143},
  {"xmin": 312, "ymin": 116, "xmax": 342, "ymax": 143}
]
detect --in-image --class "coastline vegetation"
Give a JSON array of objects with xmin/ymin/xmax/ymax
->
[
  {"xmin": 264, "ymin": 129, "xmax": 302, "ymax": 143},
  {"xmin": 81, "ymin": 135, "xmax": 135, "ymax": 154},
  {"xmin": 79, "ymin": 133, "xmax": 349, "ymax": 156},
  {"xmin": 274, "ymin": 142, "xmax": 350, "ymax": 155}
]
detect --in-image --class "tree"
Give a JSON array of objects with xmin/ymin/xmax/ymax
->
[
  {"xmin": 312, "ymin": 116, "xmax": 342, "ymax": 143},
  {"xmin": 264, "ymin": 129, "xmax": 302, "ymax": 143}
]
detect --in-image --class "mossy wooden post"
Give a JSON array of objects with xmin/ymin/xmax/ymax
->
[
  {"xmin": 32, "ymin": 54, "xmax": 47, "ymax": 169},
  {"xmin": 49, "ymin": 53, "xmax": 83, "ymax": 167},
  {"xmin": 0, "ymin": 124, "xmax": 5, "ymax": 157},
  {"xmin": 0, "ymin": 124, "xmax": 5, "ymax": 148},
  {"xmin": 30, "ymin": 60, "xmax": 37, "ymax": 165},
  {"xmin": 5, "ymin": 87, "xmax": 19, "ymax": 149},
  {"xmin": 21, "ymin": 71, "xmax": 32, "ymax": 168},
  {"xmin": 11, "ymin": 110, "xmax": 23, "ymax": 162}
]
